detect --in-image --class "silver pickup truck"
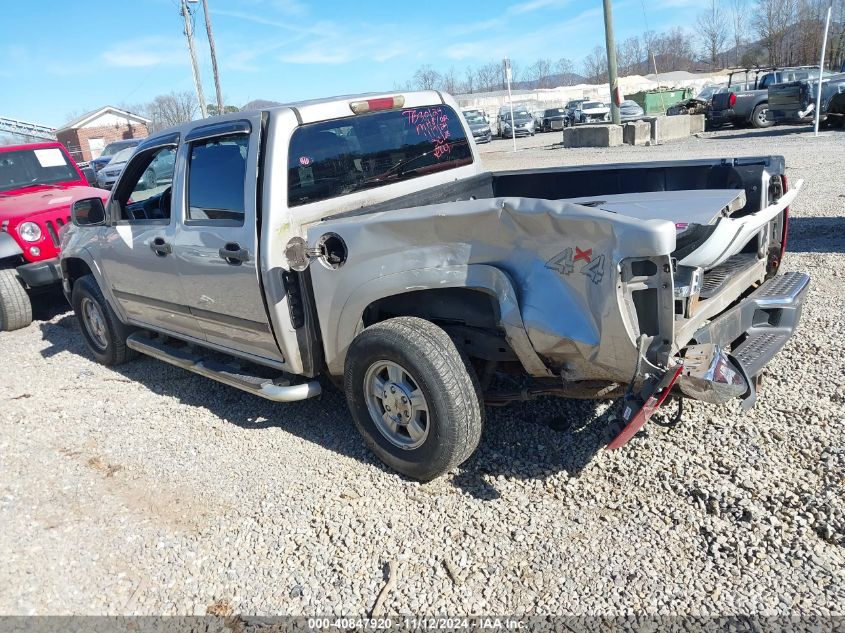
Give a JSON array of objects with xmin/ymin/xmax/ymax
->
[{"xmin": 60, "ymin": 90, "xmax": 809, "ymax": 481}]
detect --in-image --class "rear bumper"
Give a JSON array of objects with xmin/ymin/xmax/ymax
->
[
  {"xmin": 688, "ymin": 270, "xmax": 810, "ymax": 405},
  {"xmin": 710, "ymin": 109, "xmax": 738, "ymax": 125},
  {"xmin": 17, "ymin": 257, "xmax": 62, "ymax": 288}
]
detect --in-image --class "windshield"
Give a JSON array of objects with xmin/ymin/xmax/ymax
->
[
  {"xmin": 101, "ymin": 140, "xmax": 138, "ymax": 157},
  {"xmin": 545, "ymin": 109, "xmax": 565, "ymax": 115},
  {"xmin": 288, "ymin": 105, "xmax": 473, "ymax": 207},
  {"xmin": 582, "ymin": 102, "xmax": 604, "ymax": 109},
  {"xmin": 108, "ymin": 147, "xmax": 135, "ymax": 165},
  {"xmin": 696, "ymin": 85, "xmax": 719, "ymax": 99},
  {"xmin": 621, "ymin": 101, "xmax": 638, "ymax": 107},
  {"xmin": 503, "ymin": 111, "xmax": 531, "ymax": 121},
  {"xmin": 464, "ymin": 112, "xmax": 486, "ymax": 124},
  {"xmin": 0, "ymin": 147, "xmax": 79, "ymax": 193}
]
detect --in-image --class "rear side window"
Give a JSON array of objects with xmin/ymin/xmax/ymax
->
[
  {"xmin": 187, "ymin": 134, "xmax": 248, "ymax": 223},
  {"xmin": 288, "ymin": 105, "xmax": 472, "ymax": 207}
]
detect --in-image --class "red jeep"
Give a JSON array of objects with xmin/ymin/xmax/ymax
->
[{"xmin": 0, "ymin": 142, "xmax": 109, "ymax": 331}]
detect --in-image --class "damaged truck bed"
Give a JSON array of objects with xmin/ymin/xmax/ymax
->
[{"xmin": 62, "ymin": 91, "xmax": 809, "ymax": 480}]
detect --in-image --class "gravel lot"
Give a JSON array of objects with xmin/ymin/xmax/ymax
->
[{"xmin": 1, "ymin": 126, "xmax": 843, "ymax": 617}]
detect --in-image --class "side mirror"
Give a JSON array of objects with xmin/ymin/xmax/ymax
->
[
  {"xmin": 81, "ymin": 167, "xmax": 97, "ymax": 187},
  {"xmin": 72, "ymin": 197, "xmax": 106, "ymax": 227}
]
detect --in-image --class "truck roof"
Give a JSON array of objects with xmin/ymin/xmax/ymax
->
[{"xmin": 143, "ymin": 90, "xmax": 448, "ymax": 144}]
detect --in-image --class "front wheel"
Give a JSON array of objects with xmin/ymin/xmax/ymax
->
[
  {"xmin": 751, "ymin": 103, "xmax": 774, "ymax": 129},
  {"xmin": 0, "ymin": 266, "xmax": 32, "ymax": 331},
  {"xmin": 344, "ymin": 317, "xmax": 483, "ymax": 481},
  {"xmin": 71, "ymin": 275, "xmax": 137, "ymax": 365}
]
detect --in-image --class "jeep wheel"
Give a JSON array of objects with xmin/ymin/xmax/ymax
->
[
  {"xmin": 344, "ymin": 316, "xmax": 483, "ymax": 481},
  {"xmin": 0, "ymin": 266, "xmax": 33, "ymax": 331},
  {"xmin": 72, "ymin": 274, "xmax": 137, "ymax": 365},
  {"xmin": 751, "ymin": 103, "xmax": 774, "ymax": 129}
]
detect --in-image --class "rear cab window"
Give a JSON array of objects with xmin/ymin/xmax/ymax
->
[{"xmin": 288, "ymin": 105, "xmax": 472, "ymax": 207}]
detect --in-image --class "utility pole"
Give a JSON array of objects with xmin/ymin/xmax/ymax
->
[
  {"xmin": 201, "ymin": 0, "xmax": 224, "ymax": 114},
  {"xmin": 181, "ymin": 0, "xmax": 208, "ymax": 119},
  {"xmin": 602, "ymin": 0, "xmax": 621, "ymax": 125}
]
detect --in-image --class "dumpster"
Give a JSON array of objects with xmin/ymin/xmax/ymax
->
[{"xmin": 628, "ymin": 88, "xmax": 693, "ymax": 115}]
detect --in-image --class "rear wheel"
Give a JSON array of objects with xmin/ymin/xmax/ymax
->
[
  {"xmin": 751, "ymin": 103, "xmax": 774, "ymax": 129},
  {"xmin": 71, "ymin": 274, "xmax": 137, "ymax": 365},
  {"xmin": 344, "ymin": 317, "xmax": 483, "ymax": 481},
  {"xmin": 0, "ymin": 266, "xmax": 33, "ymax": 332}
]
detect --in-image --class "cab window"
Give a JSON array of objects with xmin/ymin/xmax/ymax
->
[
  {"xmin": 288, "ymin": 105, "xmax": 472, "ymax": 207},
  {"xmin": 114, "ymin": 146, "xmax": 176, "ymax": 222},
  {"xmin": 186, "ymin": 134, "xmax": 248, "ymax": 223}
]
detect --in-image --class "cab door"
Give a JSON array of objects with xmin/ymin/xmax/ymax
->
[
  {"xmin": 96, "ymin": 137, "xmax": 202, "ymax": 339},
  {"xmin": 171, "ymin": 118, "xmax": 284, "ymax": 365}
]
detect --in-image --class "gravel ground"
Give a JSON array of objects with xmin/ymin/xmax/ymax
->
[{"xmin": 1, "ymin": 126, "xmax": 843, "ymax": 617}]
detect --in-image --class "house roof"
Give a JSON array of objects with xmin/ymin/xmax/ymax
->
[{"xmin": 58, "ymin": 106, "xmax": 151, "ymax": 131}]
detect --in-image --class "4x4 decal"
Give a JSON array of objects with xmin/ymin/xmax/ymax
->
[{"xmin": 546, "ymin": 247, "xmax": 605, "ymax": 285}]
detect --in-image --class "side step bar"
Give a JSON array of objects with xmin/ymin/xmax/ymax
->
[{"xmin": 126, "ymin": 333, "xmax": 321, "ymax": 402}]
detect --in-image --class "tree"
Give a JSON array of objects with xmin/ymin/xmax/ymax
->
[
  {"xmin": 412, "ymin": 65, "xmax": 442, "ymax": 90},
  {"xmin": 475, "ymin": 61, "xmax": 501, "ymax": 92},
  {"xmin": 463, "ymin": 66, "xmax": 476, "ymax": 94},
  {"xmin": 583, "ymin": 46, "xmax": 608, "ymax": 82},
  {"xmin": 207, "ymin": 104, "xmax": 240, "ymax": 116},
  {"xmin": 730, "ymin": 0, "xmax": 749, "ymax": 65},
  {"xmin": 142, "ymin": 92, "xmax": 198, "ymax": 132},
  {"xmin": 697, "ymin": 0, "xmax": 729, "ymax": 68},
  {"xmin": 529, "ymin": 58, "xmax": 553, "ymax": 88},
  {"xmin": 555, "ymin": 57, "xmax": 574, "ymax": 84},
  {"xmin": 754, "ymin": 0, "xmax": 796, "ymax": 65},
  {"xmin": 441, "ymin": 67, "xmax": 460, "ymax": 94},
  {"xmin": 619, "ymin": 37, "xmax": 644, "ymax": 75}
]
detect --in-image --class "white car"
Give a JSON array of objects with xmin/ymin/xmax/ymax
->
[{"xmin": 578, "ymin": 101, "xmax": 610, "ymax": 123}]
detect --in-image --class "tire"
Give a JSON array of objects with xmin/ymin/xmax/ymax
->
[
  {"xmin": 751, "ymin": 103, "xmax": 774, "ymax": 129},
  {"xmin": 0, "ymin": 266, "xmax": 33, "ymax": 332},
  {"xmin": 344, "ymin": 317, "xmax": 483, "ymax": 481},
  {"xmin": 71, "ymin": 274, "xmax": 137, "ymax": 365}
]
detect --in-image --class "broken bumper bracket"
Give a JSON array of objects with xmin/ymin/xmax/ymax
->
[{"xmin": 607, "ymin": 364, "xmax": 683, "ymax": 450}]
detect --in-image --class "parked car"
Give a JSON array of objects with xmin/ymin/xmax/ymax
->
[
  {"xmin": 536, "ymin": 107, "xmax": 570, "ymax": 132},
  {"xmin": 462, "ymin": 110, "xmax": 492, "ymax": 143},
  {"xmin": 462, "ymin": 108, "xmax": 489, "ymax": 124},
  {"xmin": 564, "ymin": 99, "xmax": 586, "ymax": 124},
  {"xmin": 578, "ymin": 101, "xmax": 610, "ymax": 123},
  {"xmin": 768, "ymin": 71, "xmax": 845, "ymax": 128},
  {"xmin": 667, "ymin": 84, "xmax": 724, "ymax": 116},
  {"xmin": 499, "ymin": 109, "xmax": 535, "ymax": 137},
  {"xmin": 709, "ymin": 66, "xmax": 824, "ymax": 129},
  {"xmin": 619, "ymin": 100, "xmax": 645, "ymax": 121},
  {"xmin": 61, "ymin": 91, "xmax": 807, "ymax": 481},
  {"xmin": 89, "ymin": 138, "xmax": 143, "ymax": 175},
  {"xmin": 97, "ymin": 146, "xmax": 175, "ymax": 189},
  {"xmin": 0, "ymin": 142, "xmax": 109, "ymax": 330}
]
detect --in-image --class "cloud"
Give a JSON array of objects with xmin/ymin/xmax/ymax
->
[{"xmin": 101, "ymin": 37, "xmax": 187, "ymax": 68}]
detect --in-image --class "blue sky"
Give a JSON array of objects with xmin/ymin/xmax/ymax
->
[{"xmin": 1, "ymin": 0, "xmax": 699, "ymax": 128}]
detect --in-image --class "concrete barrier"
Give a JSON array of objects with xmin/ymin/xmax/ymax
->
[
  {"xmin": 650, "ymin": 115, "xmax": 691, "ymax": 142},
  {"xmin": 623, "ymin": 121, "xmax": 651, "ymax": 145},
  {"xmin": 563, "ymin": 124, "xmax": 623, "ymax": 148},
  {"xmin": 689, "ymin": 114, "xmax": 705, "ymax": 134}
]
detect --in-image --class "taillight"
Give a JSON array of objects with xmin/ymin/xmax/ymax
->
[
  {"xmin": 349, "ymin": 96, "xmax": 405, "ymax": 114},
  {"xmin": 729, "ymin": 93, "xmax": 737, "ymax": 107}
]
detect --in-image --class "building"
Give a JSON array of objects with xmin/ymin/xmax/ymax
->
[{"xmin": 56, "ymin": 106, "xmax": 150, "ymax": 163}]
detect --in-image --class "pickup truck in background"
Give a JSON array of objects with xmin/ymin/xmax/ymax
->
[
  {"xmin": 709, "ymin": 66, "xmax": 820, "ymax": 129},
  {"xmin": 768, "ymin": 71, "xmax": 845, "ymax": 128},
  {"xmin": 61, "ymin": 90, "xmax": 809, "ymax": 481},
  {"xmin": 0, "ymin": 142, "xmax": 109, "ymax": 331}
]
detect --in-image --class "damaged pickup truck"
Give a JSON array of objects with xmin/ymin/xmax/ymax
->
[{"xmin": 60, "ymin": 90, "xmax": 809, "ymax": 481}]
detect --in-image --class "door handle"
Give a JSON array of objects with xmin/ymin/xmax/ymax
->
[
  {"xmin": 150, "ymin": 237, "xmax": 172, "ymax": 256},
  {"xmin": 219, "ymin": 242, "xmax": 249, "ymax": 265}
]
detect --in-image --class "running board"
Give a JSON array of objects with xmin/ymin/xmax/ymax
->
[{"xmin": 126, "ymin": 333, "xmax": 321, "ymax": 402}]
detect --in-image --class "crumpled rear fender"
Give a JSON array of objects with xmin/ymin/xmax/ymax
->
[{"xmin": 307, "ymin": 197, "xmax": 677, "ymax": 379}]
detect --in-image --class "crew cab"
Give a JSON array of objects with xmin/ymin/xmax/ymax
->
[
  {"xmin": 61, "ymin": 91, "xmax": 808, "ymax": 481},
  {"xmin": 0, "ymin": 142, "xmax": 108, "ymax": 331},
  {"xmin": 709, "ymin": 66, "xmax": 820, "ymax": 129}
]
